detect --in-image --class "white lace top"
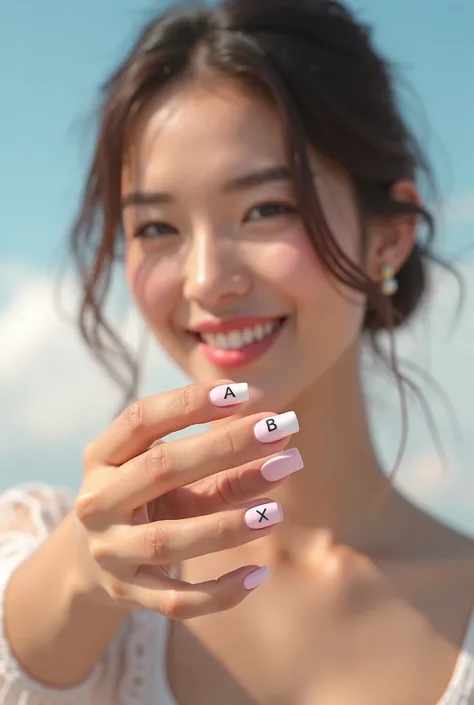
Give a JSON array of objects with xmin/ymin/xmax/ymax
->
[{"xmin": 0, "ymin": 484, "xmax": 473, "ymax": 705}]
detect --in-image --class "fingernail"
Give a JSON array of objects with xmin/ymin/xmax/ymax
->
[
  {"xmin": 243, "ymin": 566, "xmax": 270, "ymax": 590},
  {"xmin": 245, "ymin": 501, "xmax": 283, "ymax": 530},
  {"xmin": 253, "ymin": 411, "xmax": 299, "ymax": 443},
  {"xmin": 209, "ymin": 383, "xmax": 249, "ymax": 407},
  {"xmin": 261, "ymin": 448, "xmax": 304, "ymax": 482}
]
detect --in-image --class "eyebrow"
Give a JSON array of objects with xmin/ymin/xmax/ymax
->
[
  {"xmin": 121, "ymin": 165, "xmax": 291, "ymax": 210},
  {"xmin": 224, "ymin": 165, "xmax": 291, "ymax": 191}
]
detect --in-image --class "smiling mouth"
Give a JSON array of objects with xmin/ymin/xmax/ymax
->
[{"xmin": 189, "ymin": 317, "xmax": 287, "ymax": 351}]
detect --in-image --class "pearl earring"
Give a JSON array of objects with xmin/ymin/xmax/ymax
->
[{"xmin": 381, "ymin": 264, "xmax": 398, "ymax": 296}]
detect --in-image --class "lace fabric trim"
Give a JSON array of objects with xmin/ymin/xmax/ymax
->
[
  {"xmin": 118, "ymin": 611, "xmax": 156, "ymax": 705},
  {"xmin": 0, "ymin": 484, "xmax": 104, "ymax": 704},
  {"xmin": 0, "ymin": 484, "xmax": 472, "ymax": 705},
  {"xmin": 0, "ymin": 484, "xmax": 166, "ymax": 704}
]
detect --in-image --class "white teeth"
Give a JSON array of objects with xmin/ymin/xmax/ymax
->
[
  {"xmin": 242, "ymin": 328, "xmax": 254, "ymax": 345},
  {"xmin": 215, "ymin": 333, "xmax": 229, "ymax": 350},
  {"xmin": 228, "ymin": 331, "xmax": 244, "ymax": 349},
  {"xmin": 200, "ymin": 321, "xmax": 281, "ymax": 350}
]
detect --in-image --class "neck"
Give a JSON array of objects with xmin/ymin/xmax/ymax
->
[{"xmin": 266, "ymin": 344, "xmax": 402, "ymax": 562}]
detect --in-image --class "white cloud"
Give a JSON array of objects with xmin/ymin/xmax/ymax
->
[
  {"xmin": 0, "ymin": 276, "xmax": 57, "ymax": 382},
  {"xmin": 0, "ymin": 263, "xmax": 187, "ymax": 482},
  {"xmin": 0, "ymin": 259, "xmax": 473, "ymax": 531}
]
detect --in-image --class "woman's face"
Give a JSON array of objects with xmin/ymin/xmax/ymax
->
[{"xmin": 122, "ymin": 77, "xmax": 367, "ymax": 413}]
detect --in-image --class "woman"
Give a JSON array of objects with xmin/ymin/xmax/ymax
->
[{"xmin": 0, "ymin": 0, "xmax": 472, "ymax": 703}]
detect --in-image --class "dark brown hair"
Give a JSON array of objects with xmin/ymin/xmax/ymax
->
[{"xmin": 69, "ymin": 0, "xmax": 447, "ymax": 433}]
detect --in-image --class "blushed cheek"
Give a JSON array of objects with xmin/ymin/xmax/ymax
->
[
  {"xmin": 252, "ymin": 229, "xmax": 327, "ymax": 301},
  {"xmin": 126, "ymin": 255, "xmax": 181, "ymax": 325}
]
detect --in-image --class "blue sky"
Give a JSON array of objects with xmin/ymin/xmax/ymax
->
[
  {"xmin": 0, "ymin": 0, "xmax": 472, "ymax": 269},
  {"xmin": 0, "ymin": 1, "xmax": 473, "ymax": 532}
]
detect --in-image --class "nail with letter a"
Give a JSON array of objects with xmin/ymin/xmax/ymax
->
[
  {"xmin": 209, "ymin": 382, "xmax": 249, "ymax": 407},
  {"xmin": 253, "ymin": 411, "xmax": 299, "ymax": 443}
]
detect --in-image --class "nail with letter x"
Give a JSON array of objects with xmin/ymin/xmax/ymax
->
[
  {"xmin": 245, "ymin": 502, "xmax": 283, "ymax": 530},
  {"xmin": 253, "ymin": 411, "xmax": 299, "ymax": 443}
]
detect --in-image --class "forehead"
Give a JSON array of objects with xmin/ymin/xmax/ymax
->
[{"xmin": 123, "ymin": 77, "xmax": 288, "ymax": 188}]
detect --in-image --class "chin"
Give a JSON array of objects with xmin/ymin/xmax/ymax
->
[
  {"xmin": 249, "ymin": 376, "xmax": 309, "ymax": 414},
  {"xmin": 156, "ymin": 323, "xmax": 312, "ymax": 413},
  {"xmin": 194, "ymin": 361, "xmax": 308, "ymax": 416}
]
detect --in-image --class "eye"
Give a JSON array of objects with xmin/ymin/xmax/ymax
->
[
  {"xmin": 133, "ymin": 221, "xmax": 178, "ymax": 238},
  {"xmin": 244, "ymin": 202, "xmax": 296, "ymax": 223}
]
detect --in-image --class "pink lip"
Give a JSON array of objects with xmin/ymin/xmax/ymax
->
[{"xmin": 191, "ymin": 317, "xmax": 287, "ymax": 370}]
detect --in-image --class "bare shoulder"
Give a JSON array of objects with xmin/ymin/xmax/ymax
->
[
  {"xmin": 394, "ymin": 495, "xmax": 474, "ymax": 599},
  {"xmin": 428, "ymin": 514, "xmax": 474, "ymax": 562},
  {"xmin": 419, "ymin": 511, "xmax": 474, "ymax": 610},
  {"xmin": 402, "ymin": 509, "xmax": 474, "ymax": 643},
  {"xmin": 395, "ymin": 490, "xmax": 474, "ymax": 562}
]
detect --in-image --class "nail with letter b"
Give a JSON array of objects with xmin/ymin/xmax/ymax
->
[
  {"xmin": 253, "ymin": 411, "xmax": 299, "ymax": 443},
  {"xmin": 209, "ymin": 382, "xmax": 249, "ymax": 407}
]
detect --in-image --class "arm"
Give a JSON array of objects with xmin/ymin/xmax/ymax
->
[
  {"xmin": 0, "ymin": 381, "xmax": 297, "ymax": 701},
  {"xmin": 0, "ymin": 485, "xmax": 131, "ymax": 702}
]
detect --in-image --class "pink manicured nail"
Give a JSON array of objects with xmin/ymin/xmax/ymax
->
[
  {"xmin": 261, "ymin": 448, "xmax": 304, "ymax": 482},
  {"xmin": 209, "ymin": 383, "xmax": 249, "ymax": 407},
  {"xmin": 244, "ymin": 501, "xmax": 283, "ymax": 530},
  {"xmin": 243, "ymin": 566, "xmax": 270, "ymax": 590},
  {"xmin": 253, "ymin": 411, "xmax": 299, "ymax": 443}
]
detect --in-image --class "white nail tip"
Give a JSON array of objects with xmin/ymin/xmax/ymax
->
[
  {"xmin": 254, "ymin": 411, "xmax": 299, "ymax": 443},
  {"xmin": 209, "ymin": 383, "xmax": 249, "ymax": 407}
]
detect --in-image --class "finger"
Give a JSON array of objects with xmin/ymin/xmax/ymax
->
[
  {"xmin": 100, "ymin": 410, "xmax": 299, "ymax": 513},
  {"xmin": 122, "ymin": 564, "xmax": 271, "ymax": 619},
  {"xmin": 179, "ymin": 447, "xmax": 304, "ymax": 517},
  {"xmin": 85, "ymin": 380, "xmax": 249, "ymax": 467},
  {"xmin": 98, "ymin": 499, "xmax": 282, "ymax": 567}
]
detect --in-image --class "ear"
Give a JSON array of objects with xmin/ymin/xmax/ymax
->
[{"xmin": 366, "ymin": 179, "xmax": 420, "ymax": 282}]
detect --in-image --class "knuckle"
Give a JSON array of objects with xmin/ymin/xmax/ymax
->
[
  {"xmin": 144, "ymin": 443, "xmax": 170, "ymax": 485},
  {"xmin": 107, "ymin": 578, "xmax": 132, "ymax": 604},
  {"xmin": 89, "ymin": 538, "xmax": 112, "ymax": 565},
  {"xmin": 82, "ymin": 442, "xmax": 96, "ymax": 468},
  {"xmin": 172, "ymin": 386, "xmax": 197, "ymax": 418},
  {"xmin": 219, "ymin": 427, "xmax": 238, "ymax": 460},
  {"xmin": 214, "ymin": 468, "xmax": 245, "ymax": 505},
  {"xmin": 143, "ymin": 523, "xmax": 169, "ymax": 562},
  {"xmin": 75, "ymin": 490, "xmax": 102, "ymax": 523},
  {"xmin": 162, "ymin": 589, "xmax": 188, "ymax": 620},
  {"xmin": 214, "ymin": 513, "xmax": 234, "ymax": 542},
  {"xmin": 123, "ymin": 400, "xmax": 148, "ymax": 435}
]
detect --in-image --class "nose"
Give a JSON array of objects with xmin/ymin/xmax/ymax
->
[{"xmin": 183, "ymin": 228, "xmax": 250, "ymax": 308}]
